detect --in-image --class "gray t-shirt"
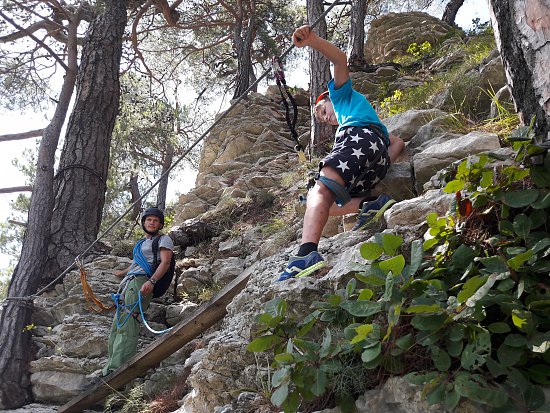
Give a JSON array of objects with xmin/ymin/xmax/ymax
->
[{"xmin": 127, "ymin": 234, "xmax": 174, "ymax": 276}]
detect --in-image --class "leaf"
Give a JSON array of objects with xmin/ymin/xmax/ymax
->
[
  {"xmin": 447, "ymin": 324, "xmax": 465, "ymax": 341},
  {"xmin": 504, "ymin": 334, "xmax": 527, "ymax": 347},
  {"xmin": 454, "ymin": 375, "xmax": 508, "ymax": 407},
  {"xmin": 272, "ymin": 367, "xmax": 290, "ymax": 387},
  {"xmin": 532, "ymin": 191, "xmax": 550, "ymax": 209},
  {"xmin": 345, "ymin": 278, "xmax": 357, "ymax": 298},
  {"xmin": 461, "ymin": 329, "xmax": 491, "ymax": 370},
  {"xmin": 457, "ymin": 275, "xmax": 489, "ymax": 304},
  {"xmin": 274, "ymin": 352, "xmax": 295, "ymax": 365},
  {"xmin": 311, "ymin": 370, "xmax": 327, "ymax": 396},
  {"xmin": 351, "ymin": 324, "xmax": 374, "ymax": 344},
  {"xmin": 480, "ymin": 170, "xmax": 493, "ymax": 188},
  {"xmin": 512, "ymin": 309, "xmax": 536, "ymax": 334},
  {"xmin": 485, "ymin": 357, "xmax": 507, "ymax": 378},
  {"xmin": 320, "ymin": 359, "xmax": 343, "ymax": 374},
  {"xmin": 444, "ymin": 388, "xmax": 461, "ymax": 411},
  {"xmin": 478, "ymin": 256, "xmax": 508, "ymax": 275},
  {"xmin": 320, "ymin": 328, "xmax": 332, "ymax": 358},
  {"xmin": 502, "ymin": 189, "xmax": 539, "ymax": 207},
  {"xmin": 432, "ymin": 346, "xmax": 451, "ymax": 372},
  {"xmin": 411, "ymin": 313, "xmax": 448, "ymax": 331},
  {"xmin": 360, "ymin": 242, "xmax": 384, "ymax": 261},
  {"xmin": 395, "ymin": 333, "xmax": 413, "ymax": 350},
  {"xmin": 361, "ymin": 341, "xmax": 382, "ymax": 363},
  {"xmin": 446, "ymin": 339, "xmax": 463, "ymax": 357},
  {"xmin": 444, "ymin": 179, "xmax": 464, "ymax": 193},
  {"xmin": 339, "ymin": 300, "xmax": 382, "ymax": 317},
  {"xmin": 358, "ymin": 288, "xmax": 374, "ymax": 301},
  {"xmin": 379, "ymin": 255, "xmax": 406, "ymax": 275},
  {"xmin": 531, "ymin": 163, "xmax": 550, "ymax": 188},
  {"xmin": 409, "ymin": 240, "xmax": 424, "ymax": 275},
  {"xmin": 426, "ymin": 382, "xmax": 446, "ymax": 404},
  {"xmin": 513, "ymin": 214, "xmax": 531, "ymax": 239},
  {"xmin": 497, "ymin": 343, "xmax": 522, "ymax": 367},
  {"xmin": 265, "ymin": 298, "xmax": 286, "ymax": 317},
  {"xmin": 271, "ymin": 383, "xmax": 289, "ymax": 407},
  {"xmin": 488, "ymin": 322, "xmax": 511, "ymax": 334},
  {"xmin": 452, "ymin": 244, "xmax": 477, "ymax": 271},
  {"xmin": 247, "ymin": 335, "xmax": 280, "ymax": 352},
  {"xmin": 381, "ymin": 354, "xmax": 404, "ymax": 374},
  {"xmin": 381, "ymin": 233, "xmax": 403, "ymax": 256},
  {"xmin": 281, "ymin": 391, "xmax": 300, "ymax": 413},
  {"xmin": 405, "ymin": 304, "xmax": 445, "ymax": 314}
]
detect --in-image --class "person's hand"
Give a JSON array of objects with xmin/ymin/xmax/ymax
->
[
  {"xmin": 113, "ymin": 269, "xmax": 125, "ymax": 278},
  {"xmin": 140, "ymin": 280, "xmax": 154, "ymax": 296},
  {"xmin": 293, "ymin": 25, "xmax": 315, "ymax": 48}
]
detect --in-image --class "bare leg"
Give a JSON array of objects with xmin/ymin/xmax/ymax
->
[
  {"xmin": 388, "ymin": 134, "xmax": 405, "ymax": 164},
  {"xmin": 301, "ymin": 167, "xmax": 341, "ymax": 244}
]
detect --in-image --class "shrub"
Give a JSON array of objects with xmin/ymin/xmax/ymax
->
[{"xmin": 248, "ymin": 129, "xmax": 550, "ymax": 412}]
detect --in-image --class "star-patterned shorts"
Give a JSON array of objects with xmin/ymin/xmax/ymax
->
[{"xmin": 319, "ymin": 126, "xmax": 389, "ymax": 196}]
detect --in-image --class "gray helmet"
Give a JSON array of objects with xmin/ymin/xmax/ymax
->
[{"xmin": 140, "ymin": 207, "xmax": 164, "ymax": 233}]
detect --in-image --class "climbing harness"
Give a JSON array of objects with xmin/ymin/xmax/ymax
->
[
  {"xmin": 300, "ymin": 125, "xmax": 388, "ymax": 206},
  {"xmin": 3, "ymin": 0, "xmax": 346, "ymax": 305},
  {"xmin": 272, "ymin": 56, "xmax": 306, "ymax": 163},
  {"xmin": 78, "ymin": 259, "xmax": 115, "ymax": 313}
]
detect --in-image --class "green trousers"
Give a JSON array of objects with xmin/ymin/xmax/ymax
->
[{"xmin": 102, "ymin": 276, "xmax": 152, "ymax": 376}]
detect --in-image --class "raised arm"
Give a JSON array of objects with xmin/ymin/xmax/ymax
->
[{"xmin": 292, "ymin": 25, "xmax": 349, "ymax": 88}]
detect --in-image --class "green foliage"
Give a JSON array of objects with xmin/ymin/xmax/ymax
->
[
  {"xmin": 104, "ymin": 384, "xmax": 151, "ymax": 413},
  {"xmin": 406, "ymin": 41, "xmax": 433, "ymax": 59},
  {"xmin": 381, "ymin": 32, "xmax": 496, "ymax": 118},
  {"xmin": 248, "ymin": 130, "xmax": 550, "ymax": 412}
]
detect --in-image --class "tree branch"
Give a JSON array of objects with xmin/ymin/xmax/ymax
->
[
  {"xmin": 0, "ymin": 129, "xmax": 44, "ymax": 142},
  {"xmin": 0, "ymin": 9, "xmax": 69, "ymax": 71},
  {"xmin": 0, "ymin": 186, "xmax": 33, "ymax": 194}
]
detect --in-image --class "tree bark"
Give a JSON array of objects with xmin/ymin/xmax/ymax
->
[
  {"xmin": 0, "ymin": 186, "xmax": 33, "ymax": 194},
  {"xmin": 46, "ymin": 0, "xmax": 127, "ymax": 278},
  {"xmin": 307, "ymin": 0, "xmax": 334, "ymax": 155},
  {"xmin": 128, "ymin": 174, "xmax": 142, "ymax": 222},
  {"xmin": 347, "ymin": 0, "xmax": 367, "ymax": 70},
  {"xmin": 156, "ymin": 142, "xmax": 174, "ymax": 210},
  {"xmin": 232, "ymin": 0, "xmax": 256, "ymax": 99},
  {"xmin": 0, "ymin": 11, "xmax": 80, "ymax": 410},
  {"xmin": 442, "ymin": 0, "xmax": 465, "ymax": 26},
  {"xmin": 488, "ymin": 0, "xmax": 550, "ymax": 141}
]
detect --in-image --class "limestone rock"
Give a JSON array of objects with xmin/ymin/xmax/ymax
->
[
  {"xmin": 364, "ymin": 12, "xmax": 455, "ymax": 64},
  {"xmin": 413, "ymin": 131, "xmax": 501, "ymax": 192}
]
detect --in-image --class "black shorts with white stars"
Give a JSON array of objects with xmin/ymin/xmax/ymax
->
[{"xmin": 319, "ymin": 125, "xmax": 389, "ymax": 196}]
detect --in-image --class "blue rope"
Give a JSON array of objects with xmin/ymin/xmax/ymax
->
[
  {"xmin": 138, "ymin": 291, "xmax": 173, "ymax": 334},
  {"xmin": 112, "ymin": 292, "xmax": 140, "ymax": 329},
  {"xmin": 132, "ymin": 239, "xmax": 153, "ymax": 277}
]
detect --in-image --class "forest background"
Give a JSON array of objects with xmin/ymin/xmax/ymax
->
[{"xmin": 0, "ymin": 0, "xmax": 489, "ymax": 285}]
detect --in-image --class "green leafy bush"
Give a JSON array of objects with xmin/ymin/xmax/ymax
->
[{"xmin": 248, "ymin": 132, "xmax": 550, "ymax": 412}]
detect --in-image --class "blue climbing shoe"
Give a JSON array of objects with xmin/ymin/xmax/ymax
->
[
  {"xmin": 278, "ymin": 251, "xmax": 326, "ymax": 281},
  {"xmin": 352, "ymin": 194, "xmax": 395, "ymax": 231}
]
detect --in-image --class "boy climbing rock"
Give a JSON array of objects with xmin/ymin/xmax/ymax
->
[{"xmin": 278, "ymin": 25, "xmax": 405, "ymax": 281}]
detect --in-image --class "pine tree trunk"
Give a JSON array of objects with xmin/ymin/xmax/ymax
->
[
  {"xmin": 348, "ymin": 0, "xmax": 367, "ymax": 70},
  {"xmin": 442, "ymin": 0, "xmax": 465, "ymax": 25},
  {"xmin": 156, "ymin": 142, "xmax": 174, "ymax": 210},
  {"xmin": 232, "ymin": 0, "xmax": 256, "ymax": 99},
  {"xmin": 308, "ymin": 0, "xmax": 334, "ymax": 155},
  {"xmin": 0, "ymin": 15, "xmax": 79, "ymax": 410},
  {"xmin": 46, "ymin": 0, "xmax": 127, "ymax": 277},
  {"xmin": 488, "ymin": 0, "xmax": 550, "ymax": 139}
]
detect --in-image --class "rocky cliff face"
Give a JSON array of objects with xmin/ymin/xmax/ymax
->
[{"xmin": 16, "ymin": 12, "xmax": 515, "ymax": 413}]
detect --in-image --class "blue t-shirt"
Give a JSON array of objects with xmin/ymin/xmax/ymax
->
[{"xmin": 328, "ymin": 78, "xmax": 389, "ymax": 142}]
